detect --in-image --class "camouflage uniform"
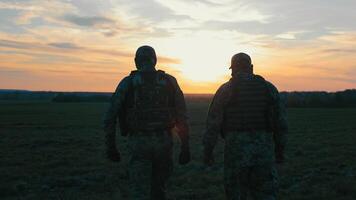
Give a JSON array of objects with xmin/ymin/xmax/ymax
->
[
  {"xmin": 104, "ymin": 46, "xmax": 189, "ymax": 200},
  {"xmin": 203, "ymin": 72, "xmax": 288, "ymax": 200}
]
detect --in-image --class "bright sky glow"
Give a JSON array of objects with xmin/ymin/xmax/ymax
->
[{"xmin": 0, "ymin": 0, "xmax": 355, "ymax": 93}]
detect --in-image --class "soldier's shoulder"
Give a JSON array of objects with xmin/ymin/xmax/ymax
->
[
  {"xmin": 219, "ymin": 81, "xmax": 232, "ymax": 92},
  {"xmin": 253, "ymin": 74, "xmax": 266, "ymax": 81},
  {"xmin": 121, "ymin": 75, "xmax": 133, "ymax": 84},
  {"xmin": 265, "ymin": 80, "xmax": 279, "ymax": 93},
  {"xmin": 160, "ymin": 71, "xmax": 176, "ymax": 80},
  {"xmin": 115, "ymin": 75, "xmax": 133, "ymax": 92},
  {"xmin": 263, "ymin": 79, "xmax": 280, "ymax": 101},
  {"xmin": 214, "ymin": 81, "xmax": 232, "ymax": 99},
  {"xmin": 254, "ymin": 74, "xmax": 278, "ymax": 91},
  {"xmin": 159, "ymin": 71, "xmax": 180, "ymax": 86}
]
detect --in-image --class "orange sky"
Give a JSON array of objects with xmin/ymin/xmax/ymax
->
[{"xmin": 0, "ymin": 0, "xmax": 355, "ymax": 93}]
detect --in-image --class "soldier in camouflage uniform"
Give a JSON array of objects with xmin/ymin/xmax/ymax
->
[
  {"xmin": 104, "ymin": 46, "xmax": 191, "ymax": 200},
  {"xmin": 203, "ymin": 53, "xmax": 288, "ymax": 200}
]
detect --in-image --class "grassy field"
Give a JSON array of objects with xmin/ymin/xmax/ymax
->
[{"xmin": 1, "ymin": 100, "xmax": 356, "ymax": 200}]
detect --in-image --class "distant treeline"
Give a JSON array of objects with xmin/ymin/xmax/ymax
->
[
  {"xmin": 52, "ymin": 93, "xmax": 110, "ymax": 102},
  {"xmin": 280, "ymin": 89, "xmax": 356, "ymax": 108},
  {"xmin": 1, "ymin": 89, "xmax": 356, "ymax": 108},
  {"xmin": 0, "ymin": 90, "xmax": 111, "ymax": 102},
  {"xmin": 0, "ymin": 90, "xmax": 56, "ymax": 101}
]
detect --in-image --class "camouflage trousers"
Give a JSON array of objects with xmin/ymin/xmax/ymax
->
[
  {"xmin": 127, "ymin": 132, "xmax": 173, "ymax": 200},
  {"xmin": 223, "ymin": 132, "xmax": 278, "ymax": 200}
]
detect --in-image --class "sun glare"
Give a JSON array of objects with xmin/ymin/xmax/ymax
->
[{"xmin": 153, "ymin": 32, "xmax": 250, "ymax": 83}]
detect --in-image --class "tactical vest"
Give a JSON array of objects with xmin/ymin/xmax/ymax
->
[
  {"xmin": 223, "ymin": 74, "xmax": 272, "ymax": 132},
  {"xmin": 126, "ymin": 70, "xmax": 176, "ymax": 132}
]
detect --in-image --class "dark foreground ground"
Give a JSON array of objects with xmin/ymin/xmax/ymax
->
[{"xmin": 1, "ymin": 100, "xmax": 356, "ymax": 200}]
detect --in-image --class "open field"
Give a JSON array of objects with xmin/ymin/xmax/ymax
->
[{"xmin": 1, "ymin": 100, "xmax": 356, "ymax": 199}]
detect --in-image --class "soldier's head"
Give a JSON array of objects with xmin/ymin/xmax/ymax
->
[
  {"xmin": 229, "ymin": 52, "xmax": 253, "ymax": 75},
  {"xmin": 135, "ymin": 45, "xmax": 157, "ymax": 71}
]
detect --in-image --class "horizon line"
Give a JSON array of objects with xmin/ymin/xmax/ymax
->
[{"xmin": 1, "ymin": 88, "xmax": 355, "ymax": 95}]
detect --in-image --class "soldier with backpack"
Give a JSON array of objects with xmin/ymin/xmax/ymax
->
[
  {"xmin": 203, "ymin": 53, "xmax": 288, "ymax": 200},
  {"xmin": 104, "ymin": 45, "xmax": 190, "ymax": 200}
]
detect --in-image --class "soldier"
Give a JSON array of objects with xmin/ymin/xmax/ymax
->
[
  {"xmin": 104, "ymin": 45, "xmax": 191, "ymax": 200},
  {"xmin": 203, "ymin": 53, "xmax": 288, "ymax": 200}
]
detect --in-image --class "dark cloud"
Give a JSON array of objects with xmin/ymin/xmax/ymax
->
[
  {"xmin": 48, "ymin": 42, "xmax": 81, "ymax": 50},
  {"xmin": 0, "ymin": 39, "xmax": 179, "ymax": 65},
  {"xmin": 0, "ymin": 67, "xmax": 29, "ymax": 75},
  {"xmin": 0, "ymin": 39, "xmax": 83, "ymax": 52},
  {"xmin": 198, "ymin": 0, "xmax": 356, "ymax": 40},
  {"xmin": 0, "ymin": 39, "xmax": 130, "ymax": 58},
  {"xmin": 102, "ymin": 30, "xmax": 118, "ymax": 37},
  {"xmin": 60, "ymin": 14, "xmax": 127, "ymax": 37},
  {"xmin": 62, "ymin": 14, "xmax": 115, "ymax": 27},
  {"xmin": 67, "ymin": 0, "xmax": 112, "ymax": 16},
  {"xmin": 0, "ymin": 39, "xmax": 34, "ymax": 49}
]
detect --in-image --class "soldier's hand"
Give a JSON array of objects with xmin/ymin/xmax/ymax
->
[
  {"xmin": 106, "ymin": 148, "xmax": 121, "ymax": 162},
  {"xmin": 179, "ymin": 147, "xmax": 191, "ymax": 165},
  {"xmin": 203, "ymin": 148, "xmax": 214, "ymax": 166}
]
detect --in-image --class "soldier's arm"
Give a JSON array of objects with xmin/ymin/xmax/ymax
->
[
  {"xmin": 203, "ymin": 83, "xmax": 231, "ymax": 153},
  {"xmin": 166, "ymin": 75, "xmax": 189, "ymax": 147},
  {"xmin": 103, "ymin": 76, "xmax": 131, "ymax": 151},
  {"xmin": 266, "ymin": 81, "xmax": 288, "ymax": 158}
]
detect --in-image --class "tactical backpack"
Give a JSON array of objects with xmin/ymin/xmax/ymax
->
[
  {"xmin": 125, "ymin": 70, "xmax": 176, "ymax": 132},
  {"xmin": 222, "ymin": 74, "xmax": 273, "ymax": 133}
]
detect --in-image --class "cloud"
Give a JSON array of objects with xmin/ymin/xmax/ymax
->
[
  {"xmin": 200, "ymin": 20, "xmax": 329, "ymax": 41},
  {"xmin": 0, "ymin": 38, "xmax": 180, "ymax": 69},
  {"xmin": 62, "ymin": 15, "xmax": 115, "ymax": 27},
  {"xmin": 0, "ymin": 1, "xmax": 34, "ymax": 10},
  {"xmin": 60, "ymin": 14, "xmax": 123, "ymax": 37},
  {"xmin": 66, "ymin": 0, "xmax": 113, "ymax": 16},
  {"xmin": 191, "ymin": 0, "xmax": 356, "ymax": 41},
  {"xmin": 0, "ymin": 67, "xmax": 29, "ymax": 75},
  {"xmin": 1, "ymin": 0, "xmax": 356, "ymax": 92},
  {"xmin": 0, "ymin": 39, "xmax": 35, "ymax": 49},
  {"xmin": 322, "ymin": 48, "xmax": 356, "ymax": 54},
  {"xmin": 0, "ymin": 39, "xmax": 130, "ymax": 59},
  {"xmin": 202, "ymin": 20, "xmax": 267, "ymax": 33},
  {"xmin": 155, "ymin": 0, "xmax": 271, "ymax": 26},
  {"xmin": 0, "ymin": 0, "xmax": 76, "ymax": 20},
  {"xmin": 47, "ymin": 42, "xmax": 81, "ymax": 50},
  {"xmin": 181, "ymin": 0, "xmax": 222, "ymax": 6},
  {"xmin": 116, "ymin": 0, "xmax": 191, "ymax": 23},
  {"xmin": 60, "ymin": 12, "xmax": 175, "ymax": 38}
]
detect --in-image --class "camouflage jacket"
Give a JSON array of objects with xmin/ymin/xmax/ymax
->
[
  {"xmin": 103, "ymin": 69, "xmax": 189, "ymax": 151},
  {"xmin": 203, "ymin": 73, "xmax": 288, "ymax": 158}
]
